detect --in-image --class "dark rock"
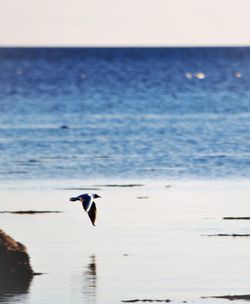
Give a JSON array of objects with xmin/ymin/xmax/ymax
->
[
  {"xmin": 0, "ymin": 229, "xmax": 34, "ymax": 283},
  {"xmin": 122, "ymin": 300, "xmax": 140, "ymax": 303},
  {"xmin": 202, "ymin": 295, "xmax": 250, "ymax": 301},
  {"xmin": 203, "ymin": 234, "xmax": 250, "ymax": 237},
  {"xmin": 0, "ymin": 210, "xmax": 62, "ymax": 214},
  {"xmin": 94, "ymin": 184, "xmax": 144, "ymax": 188},
  {"xmin": 223, "ymin": 217, "xmax": 250, "ymax": 220},
  {"xmin": 122, "ymin": 300, "xmax": 171, "ymax": 303}
]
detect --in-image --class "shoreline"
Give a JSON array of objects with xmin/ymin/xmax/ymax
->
[{"xmin": 0, "ymin": 177, "xmax": 249, "ymax": 191}]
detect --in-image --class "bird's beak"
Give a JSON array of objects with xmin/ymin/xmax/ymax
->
[{"xmin": 96, "ymin": 195, "xmax": 101, "ymax": 198}]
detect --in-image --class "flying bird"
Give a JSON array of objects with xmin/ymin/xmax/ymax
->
[{"xmin": 70, "ymin": 193, "xmax": 101, "ymax": 226}]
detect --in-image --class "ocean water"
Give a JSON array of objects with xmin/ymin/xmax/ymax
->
[
  {"xmin": 0, "ymin": 49, "xmax": 250, "ymax": 304},
  {"xmin": 0, "ymin": 47, "xmax": 250, "ymax": 181},
  {"xmin": 1, "ymin": 183, "xmax": 250, "ymax": 304}
]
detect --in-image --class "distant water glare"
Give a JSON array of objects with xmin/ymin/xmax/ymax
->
[{"xmin": 0, "ymin": 47, "xmax": 249, "ymax": 181}]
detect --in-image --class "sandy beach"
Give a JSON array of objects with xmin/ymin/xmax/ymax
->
[{"xmin": 0, "ymin": 180, "xmax": 249, "ymax": 304}]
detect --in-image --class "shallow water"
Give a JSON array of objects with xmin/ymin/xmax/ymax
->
[{"xmin": 0, "ymin": 181, "xmax": 249, "ymax": 304}]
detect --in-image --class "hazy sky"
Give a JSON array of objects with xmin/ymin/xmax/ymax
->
[{"xmin": 0, "ymin": 0, "xmax": 249, "ymax": 46}]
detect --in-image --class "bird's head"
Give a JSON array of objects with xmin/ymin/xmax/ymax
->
[{"xmin": 69, "ymin": 196, "xmax": 80, "ymax": 202}]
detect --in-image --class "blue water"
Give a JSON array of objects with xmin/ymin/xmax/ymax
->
[{"xmin": 0, "ymin": 47, "xmax": 249, "ymax": 181}]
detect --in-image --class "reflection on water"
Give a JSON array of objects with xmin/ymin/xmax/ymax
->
[
  {"xmin": 82, "ymin": 255, "xmax": 97, "ymax": 304},
  {"xmin": 0, "ymin": 275, "xmax": 33, "ymax": 304}
]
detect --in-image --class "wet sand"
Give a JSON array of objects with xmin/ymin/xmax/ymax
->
[{"xmin": 0, "ymin": 180, "xmax": 249, "ymax": 304}]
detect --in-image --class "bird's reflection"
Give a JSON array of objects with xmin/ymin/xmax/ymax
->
[{"xmin": 82, "ymin": 255, "xmax": 97, "ymax": 303}]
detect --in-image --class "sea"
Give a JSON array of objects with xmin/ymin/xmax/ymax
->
[
  {"xmin": 0, "ymin": 48, "xmax": 250, "ymax": 304},
  {"xmin": 0, "ymin": 47, "xmax": 250, "ymax": 183}
]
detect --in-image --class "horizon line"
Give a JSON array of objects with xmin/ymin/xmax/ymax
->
[{"xmin": 0, "ymin": 44, "xmax": 250, "ymax": 48}]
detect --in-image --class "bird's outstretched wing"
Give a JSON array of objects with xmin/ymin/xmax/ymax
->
[{"xmin": 88, "ymin": 202, "xmax": 97, "ymax": 226}]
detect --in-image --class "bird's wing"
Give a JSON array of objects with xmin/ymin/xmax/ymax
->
[
  {"xmin": 81, "ymin": 195, "xmax": 92, "ymax": 212},
  {"xmin": 88, "ymin": 202, "xmax": 97, "ymax": 226}
]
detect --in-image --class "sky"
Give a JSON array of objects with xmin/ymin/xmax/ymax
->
[{"xmin": 0, "ymin": 0, "xmax": 249, "ymax": 46}]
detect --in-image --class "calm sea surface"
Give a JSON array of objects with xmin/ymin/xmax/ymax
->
[
  {"xmin": 1, "ymin": 184, "xmax": 250, "ymax": 304},
  {"xmin": 0, "ymin": 47, "xmax": 250, "ymax": 181}
]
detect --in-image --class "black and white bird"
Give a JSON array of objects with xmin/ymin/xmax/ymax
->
[{"xmin": 70, "ymin": 193, "xmax": 101, "ymax": 226}]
